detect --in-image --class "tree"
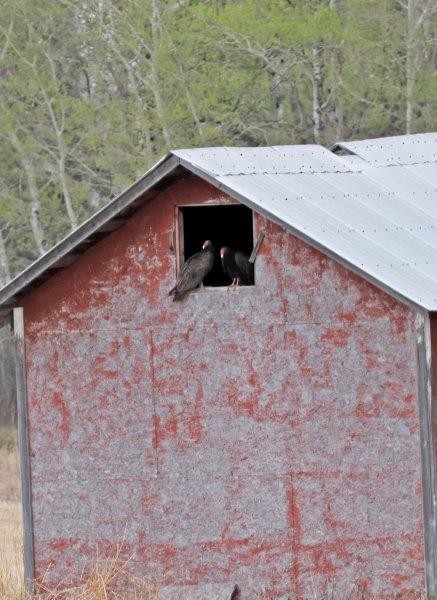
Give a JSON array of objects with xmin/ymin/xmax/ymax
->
[
  {"xmin": 400, "ymin": 0, "xmax": 437, "ymax": 133},
  {"xmin": 0, "ymin": 0, "xmax": 435, "ymax": 281}
]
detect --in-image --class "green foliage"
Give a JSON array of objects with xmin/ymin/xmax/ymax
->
[{"xmin": 0, "ymin": 0, "xmax": 435, "ymax": 279}]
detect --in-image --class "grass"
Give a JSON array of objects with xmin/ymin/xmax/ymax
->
[
  {"xmin": 34, "ymin": 550, "xmax": 164, "ymax": 600},
  {"xmin": 0, "ymin": 499, "xmax": 24, "ymax": 600},
  {"xmin": 0, "ymin": 426, "xmax": 24, "ymax": 600},
  {"xmin": 0, "ymin": 426, "xmax": 428, "ymax": 599}
]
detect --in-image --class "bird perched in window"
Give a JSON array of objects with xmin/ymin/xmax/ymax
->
[
  {"xmin": 169, "ymin": 240, "xmax": 215, "ymax": 301},
  {"xmin": 220, "ymin": 247, "xmax": 254, "ymax": 287}
]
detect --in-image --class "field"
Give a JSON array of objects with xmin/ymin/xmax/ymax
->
[{"xmin": 0, "ymin": 427, "xmax": 24, "ymax": 599}]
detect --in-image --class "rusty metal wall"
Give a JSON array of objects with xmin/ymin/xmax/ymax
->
[{"xmin": 22, "ymin": 176, "xmax": 425, "ymax": 598}]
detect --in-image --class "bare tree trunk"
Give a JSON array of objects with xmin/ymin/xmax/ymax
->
[
  {"xmin": 406, "ymin": 0, "xmax": 415, "ymax": 134},
  {"xmin": 171, "ymin": 48, "xmax": 203, "ymax": 137},
  {"xmin": 9, "ymin": 133, "xmax": 46, "ymax": 256},
  {"xmin": 150, "ymin": 0, "xmax": 172, "ymax": 146},
  {"xmin": 41, "ymin": 62, "xmax": 79, "ymax": 231},
  {"xmin": 403, "ymin": 0, "xmax": 436, "ymax": 133},
  {"xmin": 101, "ymin": 4, "xmax": 153, "ymax": 157},
  {"xmin": 24, "ymin": 157, "xmax": 47, "ymax": 255},
  {"xmin": 331, "ymin": 48, "xmax": 345, "ymax": 141},
  {"xmin": 184, "ymin": 82, "xmax": 203, "ymax": 137},
  {"xmin": 0, "ymin": 228, "xmax": 11, "ymax": 286},
  {"xmin": 267, "ymin": 64, "xmax": 285, "ymax": 123},
  {"xmin": 311, "ymin": 43, "xmax": 323, "ymax": 144},
  {"xmin": 58, "ymin": 147, "xmax": 78, "ymax": 230},
  {"xmin": 110, "ymin": 59, "xmax": 154, "ymax": 156}
]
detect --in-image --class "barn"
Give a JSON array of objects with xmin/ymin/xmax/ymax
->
[{"xmin": 1, "ymin": 132, "xmax": 437, "ymax": 599}]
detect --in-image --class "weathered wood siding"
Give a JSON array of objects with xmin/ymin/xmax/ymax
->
[{"xmin": 21, "ymin": 175, "xmax": 425, "ymax": 598}]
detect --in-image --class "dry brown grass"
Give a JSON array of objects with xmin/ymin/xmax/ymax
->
[
  {"xmin": 0, "ymin": 426, "xmax": 25, "ymax": 600},
  {"xmin": 0, "ymin": 499, "xmax": 24, "ymax": 600},
  {"xmin": 35, "ymin": 548, "xmax": 163, "ymax": 600}
]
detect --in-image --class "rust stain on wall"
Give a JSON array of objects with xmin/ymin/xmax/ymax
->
[{"xmin": 22, "ymin": 175, "xmax": 425, "ymax": 598}]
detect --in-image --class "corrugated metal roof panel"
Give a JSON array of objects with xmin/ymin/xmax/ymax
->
[
  {"xmin": 175, "ymin": 145, "xmax": 357, "ymax": 175},
  {"xmin": 404, "ymin": 163, "xmax": 437, "ymax": 186},
  {"xmin": 319, "ymin": 171, "xmax": 437, "ymax": 232},
  {"xmin": 214, "ymin": 171, "xmax": 437, "ymax": 308},
  {"xmin": 175, "ymin": 132, "xmax": 437, "ymax": 310},
  {"xmin": 337, "ymin": 132, "xmax": 437, "ymax": 166}
]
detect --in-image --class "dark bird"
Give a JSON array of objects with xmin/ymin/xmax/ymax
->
[
  {"xmin": 220, "ymin": 247, "xmax": 254, "ymax": 287},
  {"xmin": 169, "ymin": 240, "xmax": 215, "ymax": 301}
]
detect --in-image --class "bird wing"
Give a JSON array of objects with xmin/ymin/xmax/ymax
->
[
  {"xmin": 235, "ymin": 251, "xmax": 254, "ymax": 283},
  {"xmin": 221, "ymin": 252, "xmax": 237, "ymax": 280},
  {"xmin": 176, "ymin": 251, "xmax": 213, "ymax": 293}
]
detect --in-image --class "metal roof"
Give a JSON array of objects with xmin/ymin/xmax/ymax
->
[
  {"xmin": 1, "ymin": 132, "xmax": 437, "ymax": 315},
  {"xmin": 174, "ymin": 137, "xmax": 437, "ymax": 310},
  {"xmin": 337, "ymin": 132, "xmax": 437, "ymax": 166},
  {"xmin": 174, "ymin": 144, "xmax": 357, "ymax": 175}
]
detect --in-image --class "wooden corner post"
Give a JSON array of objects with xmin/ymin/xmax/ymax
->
[
  {"xmin": 13, "ymin": 307, "xmax": 35, "ymax": 593},
  {"xmin": 415, "ymin": 311, "xmax": 437, "ymax": 599}
]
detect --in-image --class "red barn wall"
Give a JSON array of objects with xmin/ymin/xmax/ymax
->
[
  {"xmin": 22, "ymin": 175, "xmax": 425, "ymax": 598},
  {"xmin": 430, "ymin": 315, "xmax": 437, "ymax": 467}
]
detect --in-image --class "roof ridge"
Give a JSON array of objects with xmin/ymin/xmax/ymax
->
[{"xmin": 1, "ymin": 133, "xmax": 437, "ymax": 317}]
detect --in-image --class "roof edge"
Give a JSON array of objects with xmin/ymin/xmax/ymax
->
[
  {"xmin": 0, "ymin": 141, "xmax": 433, "ymax": 315},
  {"xmin": 177, "ymin": 157, "xmax": 426, "ymax": 313},
  {"xmin": 0, "ymin": 153, "xmax": 181, "ymax": 310}
]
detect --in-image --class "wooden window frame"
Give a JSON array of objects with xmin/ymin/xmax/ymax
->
[{"xmin": 175, "ymin": 202, "xmax": 242, "ymax": 275}]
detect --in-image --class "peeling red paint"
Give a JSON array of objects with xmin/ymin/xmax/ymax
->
[
  {"xmin": 321, "ymin": 327, "xmax": 351, "ymax": 347},
  {"xmin": 50, "ymin": 392, "xmax": 71, "ymax": 443},
  {"xmin": 22, "ymin": 175, "xmax": 426, "ymax": 598},
  {"xmin": 186, "ymin": 380, "xmax": 204, "ymax": 443},
  {"xmin": 286, "ymin": 479, "xmax": 302, "ymax": 599}
]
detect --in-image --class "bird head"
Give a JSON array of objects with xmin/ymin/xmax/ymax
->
[
  {"xmin": 220, "ymin": 246, "xmax": 230, "ymax": 259},
  {"xmin": 202, "ymin": 240, "xmax": 213, "ymax": 251}
]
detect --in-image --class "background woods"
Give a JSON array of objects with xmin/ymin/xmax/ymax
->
[{"xmin": 0, "ymin": 0, "xmax": 435, "ymax": 282}]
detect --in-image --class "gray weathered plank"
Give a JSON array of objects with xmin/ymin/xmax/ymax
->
[
  {"xmin": 13, "ymin": 307, "xmax": 35, "ymax": 593},
  {"xmin": 157, "ymin": 583, "xmax": 239, "ymax": 599},
  {"xmin": 415, "ymin": 312, "xmax": 437, "ymax": 599},
  {"xmin": 249, "ymin": 233, "xmax": 265, "ymax": 263}
]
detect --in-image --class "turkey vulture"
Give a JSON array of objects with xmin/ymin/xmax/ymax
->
[
  {"xmin": 169, "ymin": 240, "xmax": 215, "ymax": 301},
  {"xmin": 220, "ymin": 247, "xmax": 254, "ymax": 287}
]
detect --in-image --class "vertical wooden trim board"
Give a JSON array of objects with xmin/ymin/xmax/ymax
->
[
  {"xmin": 13, "ymin": 307, "xmax": 35, "ymax": 592},
  {"xmin": 416, "ymin": 311, "xmax": 437, "ymax": 599},
  {"xmin": 176, "ymin": 206, "xmax": 184, "ymax": 275}
]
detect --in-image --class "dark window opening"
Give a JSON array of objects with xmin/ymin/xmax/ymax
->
[{"xmin": 180, "ymin": 204, "xmax": 254, "ymax": 287}]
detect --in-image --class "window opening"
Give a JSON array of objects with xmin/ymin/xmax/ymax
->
[{"xmin": 180, "ymin": 204, "xmax": 254, "ymax": 287}]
